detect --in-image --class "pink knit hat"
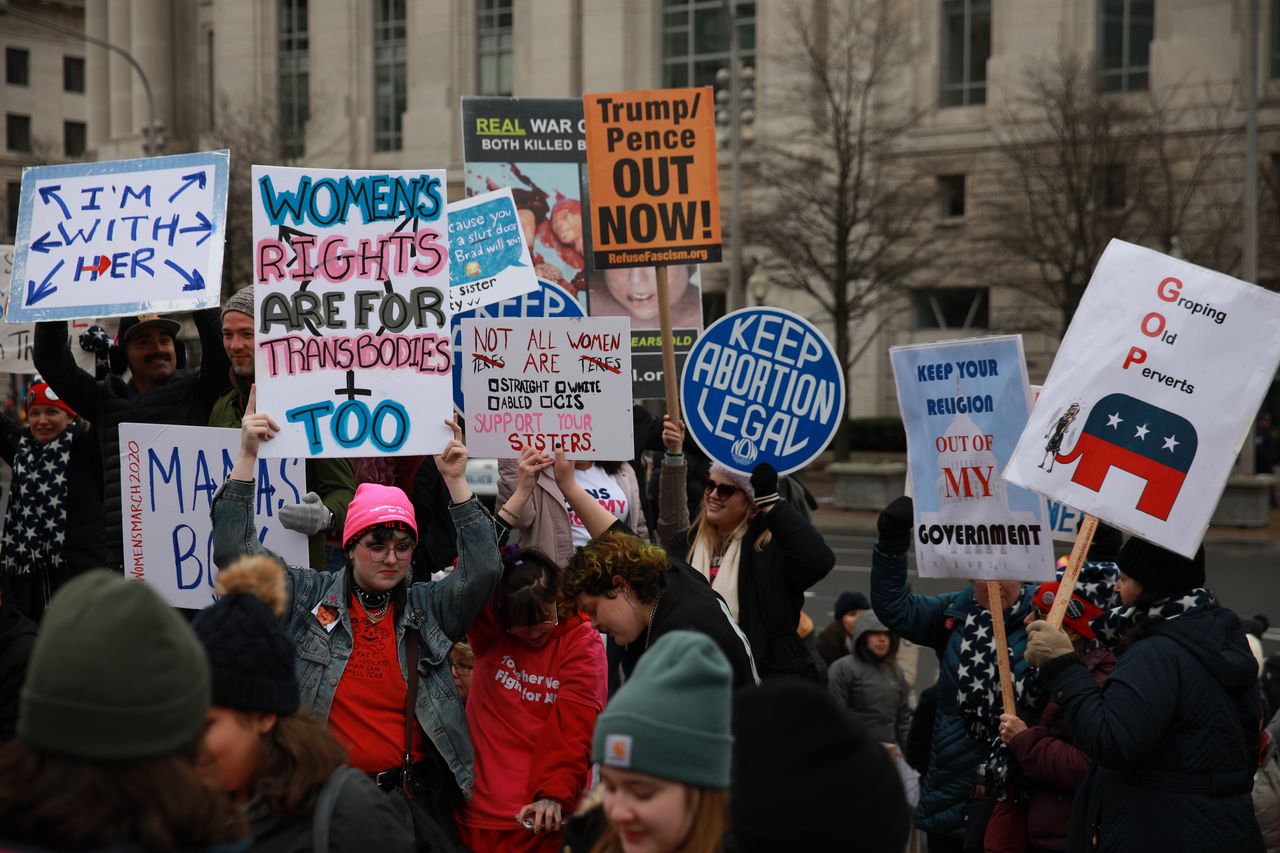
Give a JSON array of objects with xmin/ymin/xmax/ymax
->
[{"xmin": 342, "ymin": 483, "xmax": 418, "ymax": 548}]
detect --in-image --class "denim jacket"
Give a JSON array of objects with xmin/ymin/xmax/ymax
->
[{"xmin": 211, "ymin": 478, "xmax": 501, "ymax": 798}]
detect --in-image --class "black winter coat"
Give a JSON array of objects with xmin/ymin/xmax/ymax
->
[
  {"xmin": 1043, "ymin": 603, "xmax": 1264, "ymax": 853},
  {"xmin": 33, "ymin": 314, "xmax": 229, "ymax": 568},
  {"xmin": 246, "ymin": 765, "xmax": 414, "ymax": 852},
  {"xmin": 666, "ymin": 504, "xmax": 833, "ymax": 681}
]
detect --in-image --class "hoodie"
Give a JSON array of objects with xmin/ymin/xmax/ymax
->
[
  {"xmin": 826, "ymin": 611, "xmax": 911, "ymax": 748},
  {"xmin": 1043, "ymin": 602, "xmax": 1264, "ymax": 853}
]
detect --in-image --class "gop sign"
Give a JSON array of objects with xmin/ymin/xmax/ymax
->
[
  {"xmin": 1006, "ymin": 240, "xmax": 1280, "ymax": 558},
  {"xmin": 451, "ymin": 278, "xmax": 584, "ymax": 413},
  {"xmin": 681, "ymin": 307, "xmax": 844, "ymax": 475}
]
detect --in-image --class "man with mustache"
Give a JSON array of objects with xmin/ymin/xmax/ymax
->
[{"xmin": 34, "ymin": 310, "xmax": 230, "ymax": 571}]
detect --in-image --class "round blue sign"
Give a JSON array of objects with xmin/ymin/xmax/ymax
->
[
  {"xmin": 452, "ymin": 279, "xmax": 585, "ymax": 412},
  {"xmin": 680, "ymin": 307, "xmax": 845, "ymax": 476}
]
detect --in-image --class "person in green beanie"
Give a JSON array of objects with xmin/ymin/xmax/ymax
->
[
  {"xmin": 0, "ymin": 570, "xmax": 248, "ymax": 850},
  {"xmin": 589, "ymin": 630, "xmax": 733, "ymax": 853}
]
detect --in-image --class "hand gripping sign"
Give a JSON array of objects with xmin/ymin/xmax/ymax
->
[
  {"xmin": 1005, "ymin": 239, "xmax": 1280, "ymax": 558},
  {"xmin": 681, "ymin": 308, "xmax": 845, "ymax": 476},
  {"xmin": 8, "ymin": 151, "xmax": 229, "ymax": 322}
]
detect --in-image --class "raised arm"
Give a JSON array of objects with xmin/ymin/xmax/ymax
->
[
  {"xmin": 752, "ymin": 462, "xmax": 834, "ymax": 592},
  {"xmin": 33, "ymin": 321, "xmax": 104, "ymax": 419},
  {"xmin": 191, "ymin": 308, "xmax": 231, "ymax": 410},
  {"xmin": 212, "ymin": 386, "xmax": 280, "ymax": 569},
  {"xmin": 495, "ymin": 447, "xmax": 552, "ymax": 532},
  {"xmin": 870, "ymin": 496, "xmax": 958, "ymax": 648},
  {"xmin": 553, "ymin": 450, "xmax": 616, "ymax": 540},
  {"xmin": 657, "ymin": 415, "xmax": 691, "ymax": 548}
]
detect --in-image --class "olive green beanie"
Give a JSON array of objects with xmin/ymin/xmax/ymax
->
[
  {"xmin": 592, "ymin": 631, "xmax": 733, "ymax": 789},
  {"xmin": 19, "ymin": 571, "xmax": 211, "ymax": 761}
]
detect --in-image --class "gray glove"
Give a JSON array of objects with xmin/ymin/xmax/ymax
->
[
  {"xmin": 1023, "ymin": 620, "xmax": 1074, "ymax": 668},
  {"xmin": 279, "ymin": 491, "xmax": 334, "ymax": 536}
]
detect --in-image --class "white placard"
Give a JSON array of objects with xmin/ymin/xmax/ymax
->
[
  {"xmin": 460, "ymin": 316, "xmax": 633, "ymax": 459},
  {"xmin": 251, "ymin": 165, "xmax": 453, "ymax": 458},
  {"xmin": 447, "ymin": 188, "xmax": 538, "ymax": 312},
  {"xmin": 119, "ymin": 423, "xmax": 308, "ymax": 609},
  {"xmin": 1005, "ymin": 240, "xmax": 1280, "ymax": 557}
]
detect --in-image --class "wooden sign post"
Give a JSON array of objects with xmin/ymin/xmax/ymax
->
[
  {"xmin": 986, "ymin": 580, "xmax": 1017, "ymax": 717},
  {"xmin": 1047, "ymin": 513, "xmax": 1099, "ymax": 629}
]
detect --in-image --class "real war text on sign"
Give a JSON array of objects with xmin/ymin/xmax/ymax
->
[{"xmin": 583, "ymin": 88, "xmax": 722, "ymax": 270}]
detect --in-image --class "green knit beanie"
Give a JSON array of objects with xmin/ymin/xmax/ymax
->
[
  {"xmin": 592, "ymin": 631, "xmax": 733, "ymax": 789},
  {"xmin": 19, "ymin": 571, "xmax": 211, "ymax": 761}
]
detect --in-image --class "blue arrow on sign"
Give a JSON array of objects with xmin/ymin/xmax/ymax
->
[
  {"xmin": 179, "ymin": 211, "xmax": 213, "ymax": 246},
  {"xmin": 27, "ymin": 259, "xmax": 64, "ymax": 306},
  {"xmin": 164, "ymin": 259, "xmax": 206, "ymax": 291},
  {"xmin": 37, "ymin": 186, "xmax": 71, "ymax": 220},
  {"xmin": 167, "ymin": 171, "xmax": 208, "ymax": 203},
  {"xmin": 30, "ymin": 231, "xmax": 62, "ymax": 253}
]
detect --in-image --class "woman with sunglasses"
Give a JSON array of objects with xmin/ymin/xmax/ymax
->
[
  {"xmin": 212, "ymin": 388, "xmax": 500, "ymax": 851},
  {"xmin": 655, "ymin": 416, "xmax": 835, "ymax": 681},
  {"xmin": 456, "ymin": 545, "xmax": 607, "ymax": 853}
]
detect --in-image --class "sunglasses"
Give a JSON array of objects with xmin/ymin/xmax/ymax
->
[{"xmin": 703, "ymin": 479, "xmax": 741, "ymax": 499}]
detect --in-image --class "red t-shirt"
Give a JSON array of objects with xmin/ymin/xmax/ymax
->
[
  {"xmin": 459, "ymin": 606, "xmax": 607, "ymax": 830},
  {"xmin": 327, "ymin": 598, "xmax": 428, "ymax": 773}
]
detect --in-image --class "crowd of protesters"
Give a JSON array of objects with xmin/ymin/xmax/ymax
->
[{"xmin": 0, "ymin": 301, "xmax": 1276, "ymax": 853}]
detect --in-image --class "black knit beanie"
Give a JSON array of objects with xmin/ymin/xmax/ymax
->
[
  {"xmin": 1086, "ymin": 522, "xmax": 1123, "ymax": 563},
  {"xmin": 191, "ymin": 558, "xmax": 299, "ymax": 716},
  {"xmin": 1117, "ymin": 536, "xmax": 1206, "ymax": 598},
  {"xmin": 730, "ymin": 680, "xmax": 911, "ymax": 853}
]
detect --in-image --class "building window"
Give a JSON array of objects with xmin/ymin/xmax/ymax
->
[
  {"xmin": 6, "ymin": 48, "xmax": 29, "ymax": 86},
  {"xmin": 205, "ymin": 29, "xmax": 216, "ymax": 130},
  {"xmin": 914, "ymin": 288, "xmax": 989, "ymax": 330},
  {"xmin": 64, "ymin": 121, "xmax": 87, "ymax": 157},
  {"xmin": 278, "ymin": 0, "xmax": 309, "ymax": 159},
  {"xmin": 63, "ymin": 56, "xmax": 85, "ymax": 93},
  {"xmin": 6, "ymin": 182, "xmax": 19, "ymax": 242},
  {"xmin": 940, "ymin": 0, "xmax": 990, "ymax": 107},
  {"xmin": 1273, "ymin": 0, "xmax": 1280, "ymax": 78},
  {"xmin": 662, "ymin": 0, "xmax": 756, "ymax": 89},
  {"xmin": 6, "ymin": 114, "xmax": 31, "ymax": 153},
  {"xmin": 373, "ymin": 0, "xmax": 406, "ymax": 152},
  {"xmin": 1095, "ymin": 164, "xmax": 1126, "ymax": 210},
  {"xmin": 477, "ymin": 0, "xmax": 513, "ymax": 96},
  {"xmin": 938, "ymin": 174, "xmax": 966, "ymax": 219},
  {"xmin": 1099, "ymin": 0, "xmax": 1153, "ymax": 92}
]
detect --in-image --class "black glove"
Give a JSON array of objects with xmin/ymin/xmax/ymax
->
[
  {"xmin": 877, "ymin": 496, "xmax": 914, "ymax": 556},
  {"xmin": 751, "ymin": 463, "xmax": 781, "ymax": 509}
]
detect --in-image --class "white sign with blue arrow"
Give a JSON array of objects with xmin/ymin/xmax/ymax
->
[{"xmin": 6, "ymin": 150, "xmax": 229, "ymax": 322}]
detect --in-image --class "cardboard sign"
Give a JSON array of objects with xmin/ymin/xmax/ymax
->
[
  {"xmin": 460, "ymin": 316, "xmax": 633, "ymax": 459},
  {"xmin": 119, "ymin": 423, "xmax": 308, "ymax": 610},
  {"xmin": 583, "ymin": 87, "xmax": 721, "ymax": 269},
  {"xmin": 7, "ymin": 151, "xmax": 229, "ymax": 322},
  {"xmin": 250, "ymin": 165, "xmax": 452, "ymax": 458},
  {"xmin": 890, "ymin": 336, "xmax": 1054, "ymax": 581},
  {"xmin": 452, "ymin": 278, "xmax": 585, "ymax": 414},
  {"xmin": 681, "ymin": 308, "xmax": 844, "ymax": 475},
  {"xmin": 1005, "ymin": 240, "xmax": 1280, "ymax": 557},
  {"xmin": 462, "ymin": 97, "xmax": 592, "ymax": 307},
  {"xmin": 447, "ymin": 188, "xmax": 538, "ymax": 313}
]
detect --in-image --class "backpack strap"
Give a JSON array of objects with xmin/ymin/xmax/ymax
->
[{"xmin": 312, "ymin": 765, "xmax": 361, "ymax": 853}]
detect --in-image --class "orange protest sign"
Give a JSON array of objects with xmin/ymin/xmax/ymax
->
[{"xmin": 583, "ymin": 87, "xmax": 722, "ymax": 270}]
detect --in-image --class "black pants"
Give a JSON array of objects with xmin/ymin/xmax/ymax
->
[{"xmin": 927, "ymin": 833, "xmax": 965, "ymax": 853}]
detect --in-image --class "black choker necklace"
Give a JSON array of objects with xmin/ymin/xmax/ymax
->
[{"xmin": 354, "ymin": 586, "xmax": 391, "ymax": 610}]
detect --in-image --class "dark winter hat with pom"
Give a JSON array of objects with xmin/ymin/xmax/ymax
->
[
  {"xmin": 1117, "ymin": 536, "xmax": 1206, "ymax": 599},
  {"xmin": 192, "ymin": 556, "xmax": 299, "ymax": 715}
]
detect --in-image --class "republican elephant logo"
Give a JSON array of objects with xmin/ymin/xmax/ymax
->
[{"xmin": 1052, "ymin": 393, "xmax": 1197, "ymax": 521}]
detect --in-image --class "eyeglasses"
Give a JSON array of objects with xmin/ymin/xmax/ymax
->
[
  {"xmin": 703, "ymin": 479, "xmax": 741, "ymax": 499},
  {"xmin": 507, "ymin": 609, "xmax": 560, "ymax": 637},
  {"xmin": 451, "ymin": 662, "xmax": 474, "ymax": 676},
  {"xmin": 359, "ymin": 541, "xmax": 414, "ymax": 561}
]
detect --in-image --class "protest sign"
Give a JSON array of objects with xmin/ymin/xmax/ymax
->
[
  {"xmin": 447, "ymin": 188, "xmax": 538, "ymax": 313},
  {"xmin": 681, "ymin": 308, "xmax": 844, "ymax": 476},
  {"xmin": 7, "ymin": 151, "xmax": 229, "ymax": 322},
  {"xmin": 1005, "ymin": 239, "xmax": 1280, "ymax": 558},
  {"xmin": 452, "ymin": 278, "xmax": 585, "ymax": 414},
  {"xmin": 890, "ymin": 336, "xmax": 1054, "ymax": 582},
  {"xmin": 460, "ymin": 316, "xmax": 633, "ymax": 459},
  {"xmin": 462, "ymin": 97, "xmax": 592, "ymax": 306},
  {"xmin": 250, "ymin": 165, "xmax": 452, "ymax": 459},
  {"xmin": 119, "ymin": 423, "xmax": 308, "ymax": 610},
  {"xmin": 583, "ymin": 87, "xmax": 721, "ymax": 269},
  {"xmin": 0, "ymin": 244, "xmax": 98, "ymax": 373}
]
